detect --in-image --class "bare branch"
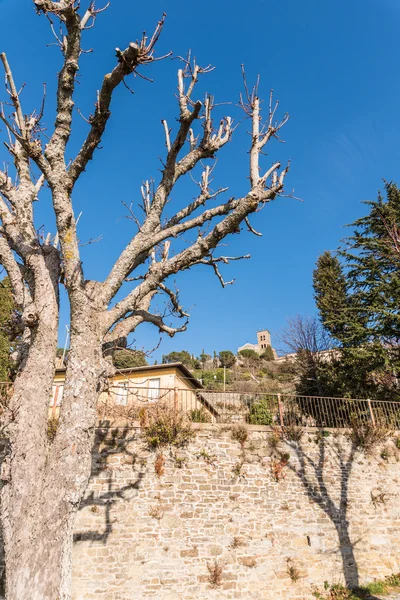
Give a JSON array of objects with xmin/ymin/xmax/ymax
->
[
  {"xmin": 139, "ymin": 180, "xmax": 152, "ymax": 217},
  {"xmin": 106, "ymin": 183, "xmax": 282, "ymax": 327},
  {"xmin": 101, "ymin": 66, "xmax": 236, "ymax": 304},
  {"xmin": 0, "ymin": 235, "xmax": 26, "ymax": 308},
  {"xmin": 68, "ymin": 14, "xmax": 167, "ymax": 184},
  {"xmin": 0, "ymin": 53, "xmax": 26, "ymax": 139},
  {"xmin": 157, "ymin": 281, "xmax": 189, "ymax": 318},
  {"xmin": 195, "ymin": 253, "xmax": 251, "ymax": 287},
  {"xmin": 244, "ymin": 216, "xmax": 262, "ymax": 236},
  {"xmin": 129, "ymin": 309, "xmax": 188, "ymax": 337},
  {"xmin": 34, "ymin": 174, "xmax": 46, "ymax": 197},
  {"xmin": 161, "ymin": 119, "xmax": 171, "ymax": 152},
  {"xmin": 103, "ymin": 291, "xmax": 156, "ymax": 343},
  {"xmin": 239, "ymin": 68, "xmax": 289, "ymax": 191},
  {"xmin": 0, "ymin": 169, "xmax": 15, "ymax": 204},
  {"xmin": 0, "ymin": 53, "xmax": 52, "ymax": 184},
  {"xmin": 81, "ymin": 1, "xmax": 110, "ymax": 30},
  {"xmin": 41, "ymin": 5, "xmax": 82, "ymax": 170},
  {"xmin": 165, "ymin": 165, "xmax": 228, "ymax": 227}
]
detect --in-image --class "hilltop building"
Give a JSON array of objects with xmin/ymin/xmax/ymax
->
[{"xmin": 238, "ymin": 329, "xmax": 276, "ymax": 357}]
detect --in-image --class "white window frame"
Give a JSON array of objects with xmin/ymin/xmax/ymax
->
[
  {"xmin": 116, "ymin": 382, "xmax": 129, "ymax": 406},
  {"xmin": 148, "ymin": 378, "xmax": 161, "ymax": 402}
]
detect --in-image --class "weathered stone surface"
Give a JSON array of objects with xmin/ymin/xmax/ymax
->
[{"xmin": 71, "ymin": 426, "xmax": 400, "ymax": 599}]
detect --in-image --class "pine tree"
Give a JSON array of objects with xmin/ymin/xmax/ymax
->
[
  {"xmin": 313, "ymin": 182, "xmax": 400, "ymax": 399},
  {"xmin": 342, "ymin": 182, "xmax": 400, "ymax": 345},
  {"xmin": 313, "ymin": 252, "xmax": 353, "ymax": 342},
  {"xmin": 218, "ymin": 350, "xmax": 236, "ymax": 368}
]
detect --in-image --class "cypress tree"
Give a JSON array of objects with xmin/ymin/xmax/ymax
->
[{"xmin": 313, "ymin": 252, "xmax": 352, "ymax": 342}]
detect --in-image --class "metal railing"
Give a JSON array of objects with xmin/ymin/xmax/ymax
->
[
  {"xmin": 199, "ymin": 391, "xmax": 400, "ymax": 429},
  {"xmin": 97, "ymin": 387, "xmax": 400, "ymax": 429},
  {"xmin": 2, "ymin": 380, "xmax": 399, "ymax": 429}
]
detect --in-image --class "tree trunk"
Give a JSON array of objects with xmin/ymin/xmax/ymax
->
[
  {"xmin": 0, "ymin": 248, "xmax": 60, "ymax": 598},
  {"xmin": 336, "ymin": 520, "xmax": 359, "ymax": 589},
  {"xmin": 2, "ymin": 511, "xmax": 75, "ymax": 600},
  {"xmin": 2, "ymin": 301, "xmax": 107, "ymax": 600}
]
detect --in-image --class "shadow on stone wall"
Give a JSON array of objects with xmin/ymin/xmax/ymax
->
[
  {"xmin": 290, "ymin": 433, "xmax": 360, "ymax": 590},
  {"xmin": 0, "ymin": 424, "xmax": 146, "ymax": 596},
  {"xmin": 74, "ymin": 422, "xmax": 146, "ymax": 545}
]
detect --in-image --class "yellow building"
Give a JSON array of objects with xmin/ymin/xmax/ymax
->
[{"xmin": 50, "ymin": 362, "xmax": 212, "ymax": 420}]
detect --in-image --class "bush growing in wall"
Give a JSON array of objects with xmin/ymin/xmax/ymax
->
[
  {"xmin": 207, "ymin": 560, "xmax": 224, "ymax": 588},
  {"xmin": 348, "ymin": 416, "xmax": 391, "ymax": 453},
  {"xmin": 142, "ymin": 404, "xmax": 195, "ymax": 449},
  {"xmin": 282, "ymin": 423, "xmax": 304, "ymax": 442},
  {"xmin": 231, "ymin": 423, "xmax": 248, "ymax": 447}
]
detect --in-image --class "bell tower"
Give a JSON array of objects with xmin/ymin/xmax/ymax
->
[{"xmin": 257, "ymin": 329, "xmax": 271, "ymax": 351}]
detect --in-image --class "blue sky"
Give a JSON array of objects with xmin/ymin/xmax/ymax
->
[{"xmin": 0, "ymin": 0, "xmax": 399, "ymax": 360}]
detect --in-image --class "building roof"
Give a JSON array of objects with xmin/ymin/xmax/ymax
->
[{"xmin": 55, "ymin": 362, "xmax": 203, "ymax": 389}]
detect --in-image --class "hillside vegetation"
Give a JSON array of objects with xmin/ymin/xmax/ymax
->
[{"xmin": 162, "ymin": 348, "xmax": 297, "ymax": 393}]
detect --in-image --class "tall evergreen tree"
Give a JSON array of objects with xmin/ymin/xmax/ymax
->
[
  {"xmin": 342, "ymin": 182, "xmax": 400, "ymax": 345},
  {"xmin": 313, "ymin": 252, "xmax": 353, "ymax": 342},
  {"xmin": 313, "ymin": 182, "xmax": 400, "ymax": 399}
]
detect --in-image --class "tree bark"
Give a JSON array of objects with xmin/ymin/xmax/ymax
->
[
  {"xmin": 1, "ymin": 301, "xmax": 107, "ymax": 600},
  {"xmin": 1, "ymin": 252, "xmax": 60, "ymax": 598}
]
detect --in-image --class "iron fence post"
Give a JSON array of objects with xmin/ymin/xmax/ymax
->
[
  {"xmin": 367, "ymin": 399, "xmax": 376, "ymax": 427},
  {"xmin": 277, "ymin": 393, "xmax": 284, "ymax": 427},
  {"xmin": 174, "ymin": 387, "xmax": 178, "ymax": 415}
]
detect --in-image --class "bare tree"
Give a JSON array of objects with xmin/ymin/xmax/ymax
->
[
  {"xmin": 279, "ymin": 315, "xmax": 334, "ymax": 396},
  {"xmin": 0, "ymin": 2, "xmax": 291, "ymax": 598}
]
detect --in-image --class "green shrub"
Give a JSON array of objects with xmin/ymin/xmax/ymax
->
[
  {"xmin": 385, "ymin": 572, "xmax": 400, "ymax": 587},
  {"xmin": 200, "ymin": 368, "xmax": 231, "ymax": 389},
  {"xmin": 238, "ymin": 349, "xmax": 260, "ymax": 361},
  {"xmin": 247, "ymin": 397, "xmax": 274, "ymax": 426},
  {"xmin": 312, "ymin": 573, "xmax": 400, "ymax": 599},
  {"xmin": 260, "ymin": 345, "xmax": 275, "ymax": 361},
  {"xmin": 189, "ymin": 408, "xmax": 211, "ymax": 423}
]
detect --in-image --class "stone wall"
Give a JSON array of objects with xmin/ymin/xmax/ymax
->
[{"xmin": 72, "ymin": 424, "xmax": 400, "ymax": 599}]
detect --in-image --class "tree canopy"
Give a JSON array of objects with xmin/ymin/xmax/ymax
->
[
  {"xmin": 113, "ymin": 349, "xmax": 148, "ymax": 370},
  {"xmin": 238, "ymin": 349, "xmax": 260, "ymax": 360},
  {"xmin": 162, "ymin": 350, "xmax": 197, "ymax": 369},
  {"xmin": 218, "ymin": 350, "xmax": 236, "ymax": 368},
  {"xmin": 260, "ymin": 345, "xmax": 275, "ymax": 362},
  {"xmin": 313, "ymin": 182, "xmax": 400, "ymax": 399}
]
